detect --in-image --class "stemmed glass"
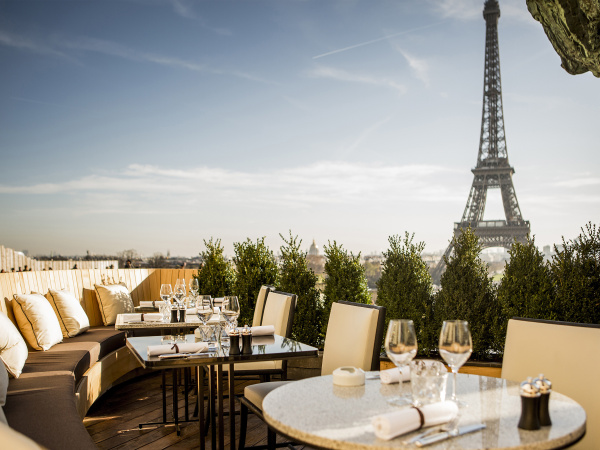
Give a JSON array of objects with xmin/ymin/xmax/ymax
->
[
  {"xmin": 385, "ymin": 319, "xmax": 418, "ymax": 406},
  {"xmin": 439, "ymin": 320, "xmax": 473, "ymax": 407},
  {"xmin": 159, "ymin": 284, "xmax": 173, "ymax": 323},
  {"xmin": 173, "ymin": 279, "xmax": 186, "ymax": 310},
  {"xmin": 222, "ymin": 296, "xmax": 240, "ymax": 331},
  {"xmin": 189, "ymin": 278, "xmax": 199, "ymax": 307},
  {"xmin": 196, "ymin": 295, "xmax": 214, "ymax": 341}
]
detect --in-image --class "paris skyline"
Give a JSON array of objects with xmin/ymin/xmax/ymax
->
[{"xmin": 1, "ymin": 0, "xmax": 598, "ymax": 257}]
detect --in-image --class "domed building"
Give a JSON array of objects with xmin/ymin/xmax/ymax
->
[{"xmin": 308, "ymin": 239, "xmax": 319, "ymax": 256}]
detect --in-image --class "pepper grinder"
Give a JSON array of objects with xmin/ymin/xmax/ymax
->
[
  {"xmin": 229, "ymin": 329, "xmax": 241, "ymax": 355},
  {"xmin": 241, "ymin": 325, "xmax": 253, "ymax": 355},
  {"xmin": 534, "ymin": 374, "xmax": 552, "ymax": 426},
  {"xmin": 518, "ymin": 377, "xmax": 541, "ymax": 430}
]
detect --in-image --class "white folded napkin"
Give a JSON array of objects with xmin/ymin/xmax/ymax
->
[
  {"xmin": 186, "ymin": 307, "xmax": 197, "ymax": 315},
  {"xmin": 139, "ymin": 301, "xmax": 156, "ymax": 308},
  {"xmin": 121, "ymin": 313, "xmax": 163, "ymax": 323},
  {"xmin": 372, "ymin": 401, "xmax": 458, "ymax": 441},
  {"xmin": 250, "ymin": 325, "xmax": 275, "ymax": 336},
  {"xmin": 380, "ymin": 367, "xmax": 411, "ymax": 384},
  {"xmin": 251, "ymin": 335, "xmax": 275, "ymax": 346},
  {"xmin": 147, "ymin": 342, "xmax": 209, "ymax": 357}
]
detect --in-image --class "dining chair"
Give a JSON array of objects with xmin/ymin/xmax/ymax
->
[
  {"xmin": 252, "ymin": 285, "xmax": 276, "ymax": 327},
  {"xmin": 238, "ymin": 300, "xmax": 386, "ymax": 450},
  {"xmin": 502, "ymin": 317, "xmax": 600, "ymax": 449},
  {"xmin": 225, "ymin": 290, "xmax": 296, "ymax": 381}
]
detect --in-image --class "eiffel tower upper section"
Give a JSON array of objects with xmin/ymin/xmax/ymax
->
[{"xmin": 433, "ymin": 0, "xmax": 531, "ymax": 281}]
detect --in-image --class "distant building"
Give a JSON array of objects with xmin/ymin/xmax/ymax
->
[{"xmin": 308, "ymin": 239, "xmax": 319, "ymax": 256}]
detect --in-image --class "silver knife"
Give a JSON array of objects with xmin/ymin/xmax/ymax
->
[{"xmin": 415, "ymin": 423, "xmax": 486, "ymax": 447}]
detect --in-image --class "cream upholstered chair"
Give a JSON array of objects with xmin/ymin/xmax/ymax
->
[
  {"xmin": 502, "ymin": 317, "xmax": 600, "ymax": 449},
  {"xmin": 238, "ymin": 300, "xmax": 386, "ymax": 450},
  {"xmin": 252, "ymin": 285, "xmax": 276, "ymax": 327},
  {"xmin": 224, "ymin": 290, "xmax": 296, "ymax": 381}
]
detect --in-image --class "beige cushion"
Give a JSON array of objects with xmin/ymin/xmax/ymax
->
[
  {"xmin": 47, "ymin": 289, "xmax": 90, "ymax": 337},
  {"xmin": 244, "ymin": 381, "xmax": 291, "ymax": 410},
  {"xmin": 94, "ymin": 284, "xmax": 134, "ymax": 325},
  {"xmin": 502, "ymin": 318, "xmax": 600, "ymax": 449},
  {"xmin": 261, "ymin": 292, "xmax": 293, "ymax": 337},
  {"xmin": 252, "ymin": 286, "xmax": 271, "ymax": 327},
  {"xmin": 321, "ymin": 302, "xmax": 378, "ymax": 376},
  {"xmin": 12, "ymin": 294, "xmax": 63, "ymax": 351},
  {"xmin": 223, "ymin": 360, "xmax": 282, "ymax": 373},
  {"xmin": 0, "ymin": 313, "xmax": 28, "ymax": 378},
  {"xmin": 0, "ymin": 421, "xmax": 43, "ymax": 449}
]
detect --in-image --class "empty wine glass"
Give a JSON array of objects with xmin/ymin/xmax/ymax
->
[
  {"xmin": 173, "ymin": 279, "xmax": 186, "ymax": 309},
  {"xmin": 189, "ymin": 278, "xmax": 199, "ymax": 307},
  {"xmin": 439, "ymin": 320, "xmax": 473, "ymax": 407},
  {"xmin": 385, "ymin": 319, "xmax": 418, "ymax": 406},
  {"xmin": 196, "ymin": 295, "xmax": 214, "ymax": 326},
  {"xmin": 222, "ymin": 296, "xmax": 240, "ymax": 331}
]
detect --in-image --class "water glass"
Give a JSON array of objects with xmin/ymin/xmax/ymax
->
[{"xmin": 410, "ymin": 360, "xmax": 448, "ymax": 406}]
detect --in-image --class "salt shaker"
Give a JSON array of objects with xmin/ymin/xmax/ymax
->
[
  {"xmin": 518, "ymin": 377, "xmax": 541, "ymax": 430},
  {"xmin": 241, "ymin": 325, "xmax": 253, "ymax": 355},
  {"xmin": 229, "ymin": 329, "xmax": 241, "ymax": 355},
  {"xmin": 534, "ymin": 374, "xmax": 552, "ymax": 426}
]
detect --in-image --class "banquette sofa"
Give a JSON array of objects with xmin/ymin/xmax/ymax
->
[{"xmin": 0, "ymin": 268, "xmax": 197, "ymax": 449}]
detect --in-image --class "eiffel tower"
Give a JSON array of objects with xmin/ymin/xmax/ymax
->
[{"xmin": 432, "ymin": 0, "xmax": 530, "ymax": 283}]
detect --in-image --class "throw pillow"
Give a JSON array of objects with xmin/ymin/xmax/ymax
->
[
  {"xmin": 47, "ymin": 289, "xmax": 90, "ymax": 338},
  {"xmin": 0, "ymin": 312, "xmax": 28, "ymax": 378},
  {"xmin": 94, "ymin": 284, "xmax": 134, "ymax": 326},
  {"xmin": 12, "ymin": 294, "xmax": 63, "ymax": 351},
  {"xmin": 0, "ymin": 421, "xmax": 42, "ymax": 449}
]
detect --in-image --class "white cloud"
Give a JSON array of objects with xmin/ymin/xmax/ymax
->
[
  {"xmin": 0, "ymin": 162, "xmax": 461, "ymax": 212},
  {"xmin": 392, "ymin": 44, "xmax": 430, "ymax": 87},
  {"xmin": 0, "ymin": 31, "xmax": 73, "ymax": 60},
  {"xmin": 307, "ymin": 66, "xmax": 406, "ymax": 95}
]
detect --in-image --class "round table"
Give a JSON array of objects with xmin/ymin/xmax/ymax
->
[{"xmin": 262, "ymin": 373, "xmax": 586, "ymax": 449}]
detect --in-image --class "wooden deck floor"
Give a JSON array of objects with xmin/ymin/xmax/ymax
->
[{"xmin": 84, "ymin": 371, "xmax": 313, "ymax": 450}]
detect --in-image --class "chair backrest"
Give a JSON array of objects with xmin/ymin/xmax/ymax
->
[
  {"xmin": 251, "ymin": 285, "xmax": 275, "ymax": 327},
  {"xmin": 502, "ymin": 317, "xmax": 600, "ymax": 449},
  {"xmin": 321, "ymin": 301, "xmax": 386, "ymax": 376},
  {"xmin": 259, "ymin": 290, "xmax": 296, "ymax": 338}
]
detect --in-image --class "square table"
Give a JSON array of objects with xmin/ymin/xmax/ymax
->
[{"xmin": 126, "ymin": 333, "xmax": 318, "ymax": 450}]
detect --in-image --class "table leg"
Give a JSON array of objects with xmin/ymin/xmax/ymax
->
[
  {"xmin": 210, "ymin": 365, "xmax": 216, "ymax": 450},
  {"xmin": 217, "ymin": 364, "xmax": 225, "ymax": 450},
  {"xmin": 184, "ymin": 367, "xmax": 190, "ymax": 421},
  {"xmin": 198, "ymin": 366, "xmax": 205, "ymax": 450},
  {"xmin": 162, "ymin": 370, "xmax": 167, "ymax": 422},
  {"xmin": 173, "ymin": 368, "xmax": 180, "ymax": 435},
  {"xmin": 229, "ymin": 363, "xmax": 235, "ymax": 450}
]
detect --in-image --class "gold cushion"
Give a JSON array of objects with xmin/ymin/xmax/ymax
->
[
  {"xmin": 47, "ymin": 289, "xmax": 90, "ymax": 338},
  {"xmin": 252, "ymin": 286, "xmax": 270, "ymax": 327},
  {"xmin": 94, "ymin": 284, "xmax": 134, "ymax": 325},
  {"xmin": 12, "ymin": 294, "xmax": 63, "ymax": 351}
]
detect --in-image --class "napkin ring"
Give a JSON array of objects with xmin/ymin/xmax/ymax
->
[
  {"xmin": 171, "ymin": 343, "xmax": 180, "ymax": 353},
  {"xmin": 411, "ymin": 406, "xmax": 425, "ymax": 429}
]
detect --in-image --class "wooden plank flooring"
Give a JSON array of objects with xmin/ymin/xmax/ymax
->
[{"xmin": 85, "ymin": 371, "xmax": 314, "ymax": 450}]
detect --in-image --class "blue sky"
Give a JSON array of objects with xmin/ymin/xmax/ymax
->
[{"xmin": 1, "ymin": 0, "xmax": 598, "ymax": 258}]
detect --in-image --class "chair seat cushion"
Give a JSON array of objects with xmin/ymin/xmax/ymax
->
[
  {"xmin": 4, "ymin": 374, "xmax": 96, "ymax": 450},
  {"xmin": 244, "ymin": 380, "xmax": 291, "ymax": 410},
  {"xmin": 223, "ymin": 360, "xmax": 282, "ymax": 373}
]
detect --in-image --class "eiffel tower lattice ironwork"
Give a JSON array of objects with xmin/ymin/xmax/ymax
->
[{"xmin": 433, "ymin": 0, "xmax": 530, "ymax": 283}]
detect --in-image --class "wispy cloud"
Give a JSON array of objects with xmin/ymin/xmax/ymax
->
[
  {"xmin": 392, "ymin": 45, "xmax": 430, "ymax": 87},
  {"xmin": 312, "ymin": 22, "xmax": 445, "ymax": 60},
  {"xmin": 307, "ymin": 66, "xmax": 406, "ymax": 95},
  {"xmin": 0, "ymin": 162, "xmax": 461, "ymax": 212},
  {"xmin": 346, "ymin": 117, "xmax": 392, "ymax": 154},
  {"xmin": 169, "ymin": 0, "xmax": 233, "ymax": 36},
  {"xmin": 0, "ymin": 31, "xmax": 74, "ymax": 61},
  {"xmin": 429, "ymin": 0, "xmax": 536, "ymax": 24}
]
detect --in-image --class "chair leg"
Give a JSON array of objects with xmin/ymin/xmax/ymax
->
[
  {"xmin": 267, "ymin": 428, "xmax": 276, "ymax": 450},
  {"xmin": 239, "ymin": 402, "xmax": 249, "ymax": 450}
]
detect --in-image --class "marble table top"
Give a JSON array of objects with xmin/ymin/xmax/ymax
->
[{"xmin": 262, "ymin": 372, "xmax": 586, "ymax": 449}]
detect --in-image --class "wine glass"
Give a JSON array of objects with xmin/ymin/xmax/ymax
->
[
  {"xmin": 173, "ymin": 279, "xmax": 186, "ymax": 309},
  {"xmin": 385, "ymin": 319, "xmax": 418, "ymax": 406},
  {"xmin": 222, "ymin": 296, "xmax": 240, "ymax": 331},
  {"xmin": 439, "ymin": 320, "xmax": 473, "ymax": 407},
  {"xmin": 189, "ymin": 278, "xmax": 199, "ymax": 307},
  {"xmin": 196, "ymin": 296, "xmax": 214, "ymax": 325}
]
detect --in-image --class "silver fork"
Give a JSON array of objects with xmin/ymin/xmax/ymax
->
[{"xmin": 403, "ymin": 414, "xmax": 461, "ymax": 445}]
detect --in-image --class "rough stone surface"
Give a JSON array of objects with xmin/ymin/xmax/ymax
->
[{"xmin": 527, "ymin": 0, "xmax": 600, "ymax": 77}]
